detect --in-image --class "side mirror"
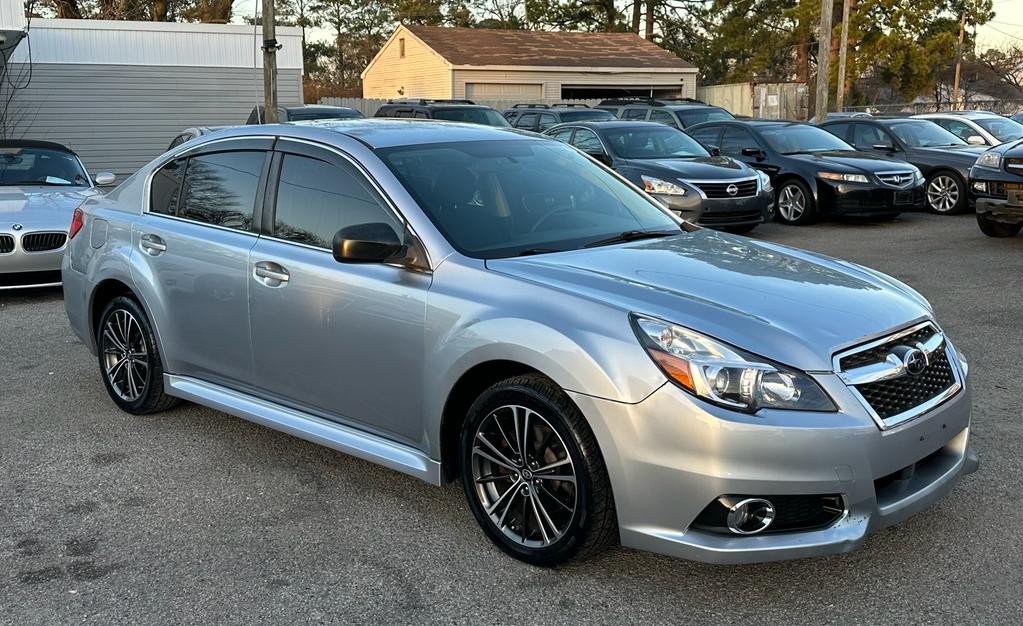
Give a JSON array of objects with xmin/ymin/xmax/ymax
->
[
  {"xmin": 332, "ymin": 222, "xmax": 403, "ymax": 264},
  {"xmin": 588, "ymin": 152, "xmax": 612, "ymax": 166},
  {"xmin": 872, "ymin": 143, "xmax": 895, "ymax": 152},
  {"xmin": 966, "ymin": 135, "xmax": 986, "ymax": 146},
  {"xmin": 708, "ymin": 145, "xmax": 721, "ymax": 156},
  {"xmin": 94, "ymin": 172, "xmax": 116, "ymax": 186},
  {"xmin": 741, "ymin": 147, "xmax": 765, "ymax": 159}
]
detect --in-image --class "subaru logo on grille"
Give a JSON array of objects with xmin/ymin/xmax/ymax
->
[
  {"xmin": 900, "ymin": 348, "xmax": 928, "ymax": 376},
  {"xmin": 12, "ymin": 223, "xmax": 22, "ymax": 231},
  {"xmin": 726, "ymin": 184, "xmax": 739, "ymax": 196}
]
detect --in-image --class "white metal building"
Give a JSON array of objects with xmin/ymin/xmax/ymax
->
[{"xmin": 0, "ymin": 11, "xmax": 303, "ymax": 178}]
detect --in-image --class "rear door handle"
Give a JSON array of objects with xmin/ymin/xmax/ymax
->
[
  {"xmin": 253, "ymin": 260, "xmax": 290, "ymax": 287},
  {"xmin": 139, "ymin": 234, "xmax": 167, "ymax": 255}
]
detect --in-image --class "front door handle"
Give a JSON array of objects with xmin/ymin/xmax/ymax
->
[
  {"xmin": 139, "ymin": 234, "xmax": 167, "ymax": 256},
  {"xmin": 253, "ymin": 260, "xmax": 290, "ymax": 287}
]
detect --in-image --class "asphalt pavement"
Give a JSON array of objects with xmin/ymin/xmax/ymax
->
[{"xmin": 1, "ymin": 212, "xmax": 1021, "ymax": 625}]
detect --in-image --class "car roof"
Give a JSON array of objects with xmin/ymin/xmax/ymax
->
[
  {"xmin": 221, "ymin": 119, "xmax": 531, "ymax": 149},
  {"xmin": 0, "ymin": 139, "xmax": 79, "ymax": 155},
  {"xmin": 551, "ymin": 120, "xmax": 675, "ymax": 130},
  {"xmin": 284, "ymin": 104, "xmax": 359, "ymax": 113},
  {"xmin": 695, "ymin": 119, "xmax": 805, "ymax": 129},
  {"xmin": 916, "ymin": 110, "xmax": 1000, "ymax": 119}
]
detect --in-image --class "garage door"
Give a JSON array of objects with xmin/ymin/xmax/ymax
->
[{"xmin": 465, "ymin": 83, "xmax": 543, "ymax": 99}]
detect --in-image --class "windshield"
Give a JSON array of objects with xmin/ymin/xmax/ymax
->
[
  {"xmin": 888, "ymin": 121, "xmax": 965, "ymax": 147},
  {"xmin": 761, "ymin": 125, "xmax": 853, "ymax": 154},
  {"xmin": 0, "ymin": 147, "xmax": 89, "ymax": 186},
  {"xmin": 975, "ymin": 117, "xmax": 1023, "ymax": 142},
  {"xmin": 558, "ymin": 109, "xmax": 616, "ymax": 122},
  {"xmin": 603, "ymin": 126, "xmax": 710, "ymax": 159},
  {"xmin": 431, "ymin": 108, "xmax": 511, "ymax": 127},
  {"xmin": 378, "ymin": 139, "xmax": 680, "ymax": 259},
  {"xmin": 676, "ymin": 108, "xmax": 734, "ymax": 127}
]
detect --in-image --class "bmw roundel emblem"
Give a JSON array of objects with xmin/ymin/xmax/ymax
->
[
  {"xmin": 12, "ymin": 223, "xmax": 22, "ymax": 231},
  {"xmin": 726, "ymin": 184, "xmax": 739, "ymax": 196}
]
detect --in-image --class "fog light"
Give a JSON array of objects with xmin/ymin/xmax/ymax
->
[
  {"xmin": 972, "ymin": 181, "xmax": 987, "ymax": 193},
  {"xmin": 726, "ymin": 498, "xmax": 775, "ymax": 535}
]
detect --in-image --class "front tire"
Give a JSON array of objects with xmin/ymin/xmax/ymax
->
[
  {"xmin": 977, "ymin": 213, "xmax": 1022, "ymax": 237},
  {"xmin": 775, "ymin": 179, "xmax": 817, "ymax": 225},
  {"xmin": 459, "ymin": 374, "xmax": 617, "ymax": 566},
  {"xmin": 96, "ymin": 296, "xmax": 178, "ymax": 415},
  {"xmin": 925, "ymin": 172, "xmax": 967, "ymax": 214}
]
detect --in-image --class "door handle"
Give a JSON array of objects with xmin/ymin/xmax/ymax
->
[
  {"xmin": 139, "ymin": 234, "xmax": 167, "ymax": 256},
  {"xmin": 253, "ymin": 261, "xmax": 290, "ymax": 286}
]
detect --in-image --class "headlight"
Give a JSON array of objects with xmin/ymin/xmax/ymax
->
[
  {"xmin": 632, "ymin": 315, "xmax": 837, "ymax": 413},
  {"xmin": 910, "ymin": 165, "xmax": 924, "ymax": 182},
  {"xmin": 756, "ymin": 170, "xmax": 772, "ymax": 192},
  {"xmin": 976, "ymin": 152, "xmax": 1002, "ymax": 169},
  {"xmin": 642, "ymin": 175, "xmax": 687, "ymax": 196},
  {"xmin": 819, "ymin": 172, "xmax": 869, "ymax": 183}
]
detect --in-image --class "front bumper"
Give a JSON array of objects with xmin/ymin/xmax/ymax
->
[
  {"xmin": 816, "ymin": 180, "xmax": 925, "ymax": 215},
  {"xmin": 975, "ymin": 196, "xmax": 1023, "ymax": 224},
  {"xmin": 569, "ymin": 366, "xmax": 976, "ymax": 564},
  {"xmin": 656, "ymin": 189, "xmax": 773, "ymax": 229}
]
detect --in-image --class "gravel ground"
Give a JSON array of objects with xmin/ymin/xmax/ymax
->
[{"xmin": 1, "ymin": 212, "xmax": 1020, "ymax": 625}]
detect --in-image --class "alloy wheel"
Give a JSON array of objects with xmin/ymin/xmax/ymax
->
[
  {"xmin": 100, "ymin": 308, "xmax": 150, "ymax": 402},
  {"xmin": 927, "ymin": 175, "xmax": 960, "ymax": 213},
  {"xmin": 470, "ymin": 404, "xmax": 577, "ymax": 548},
  {"xmin": 777, "ymin": 185, "xmax": 805, "ymax": 222}
]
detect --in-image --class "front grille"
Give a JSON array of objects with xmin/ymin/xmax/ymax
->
[
  {"xmin": 876, "ymin": 171, "xmax": 915, "ymax": 187},
  {"xmin": 698, "ymin": 210, "xmax": 764, "ymax": 226},
  {"xmin": 21, "ymin": 232, "xmax": 67, "ymax": 252},
  {"xmin": 1006, "ymin": 157, "xmax": 1023, "ymax": 177},
  {"xmin": 855, "ymin": 350, "xmax": 956, "ymax": 420},
  {"xmin": 839, "ymin": 326, "xmax": 934, "ymax": 370},
  {"xmin": 990, "ymin": 182, "xmax": 1008, "ymax": 199},
  {"xmin": 0, "ymin": 234, "xmax": 13, "ymax": 254},
  {"xmin": 693, "ymin": 179, "xmax": 758, "ymax": 198}
]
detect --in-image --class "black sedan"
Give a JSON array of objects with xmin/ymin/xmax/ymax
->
[
  {"xmin": 818, "ymin": 117, "xmax": 985, "ymax": 214},
  {"xmin": 968, "ymin": 139, "xmax": 1023, "ymax": 237},
  {"xmin": 544, "ymin": 121, "xmax": 774, "ymax": 232},
  {"xmin": 687, "ymin": 120, "xmax": 925, "ymax": 225}
]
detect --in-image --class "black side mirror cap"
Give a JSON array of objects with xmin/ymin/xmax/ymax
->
[
  {"xmin": 740, "ymin": 147, "xmax": 764, "ymax": 158},
  {"xmin": 708, "ymin": 145, "xmax": 721, "ymax": 156},
  {"xmin": 872, "ymin": 143, "xmax": 895, "ymax": 151},
  {"xmin": 332, "ymin": 222, "xmax": 404, "ymax": 264}
]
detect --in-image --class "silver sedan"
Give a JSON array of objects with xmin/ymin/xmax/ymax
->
[
  {"xmin": 1, "ymin": 140, "xmax": 112, "ymax": 289},
  {"xmin": 62, "ymin": 121, "xmax": 977, "ymax": 565}
]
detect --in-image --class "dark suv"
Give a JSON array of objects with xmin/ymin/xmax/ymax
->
[
  {"xmin": 373, "ymin": 99, "xmax": 509, "ymax": 127},
  {"xmin": 503, "ymin": 104, "xmax": 615, "ymax": 132},
  {"xmin": 246, "ymin": 105, "xmax": 363, "ymax": 124},
  {"xmin": 545, "ymin": 120, "xmax": 773, "ymax": 232},
  {"xmin": 595, "ymin": 98, "xmax": 734, "ymax": 129},
  {"xmin": 969, "ymin": 140, "xmax": 1023, "ymax": 237}
]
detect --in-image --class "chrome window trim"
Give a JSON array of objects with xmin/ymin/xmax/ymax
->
[{"xmin": 832, "ymin": 321, "xmax": 963, "ymax": 430}]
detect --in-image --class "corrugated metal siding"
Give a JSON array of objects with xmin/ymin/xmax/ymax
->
[
  {"xmin": 0, "ymin": 0, "xmax": 26, "ymax": 30},
  {"xmin": 451, "ymin": 68, "xmax": 698, "ymax": 99},
  {"xmin": 362, "ymin": 26, "xmax": 452, "ymax": 99},
  {"xmin": 6, "ymin": 63, "xmax": 303, "ymax": 178},
  {"xmin": 10, "ymin": 19, "xmax": 303, "ymax": 69}
]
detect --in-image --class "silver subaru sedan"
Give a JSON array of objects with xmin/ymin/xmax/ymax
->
[{"xmin": 62, "ymin": 120, "xmax": 977, "ymax": 566}]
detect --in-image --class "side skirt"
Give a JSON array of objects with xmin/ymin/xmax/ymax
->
[{"xmin": 164, "ymin": 374, "xmax": 442, "ymax": 485}]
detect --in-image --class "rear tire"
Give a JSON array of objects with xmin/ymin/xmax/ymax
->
[
  {"xmin": 96, "ymin": 296, "xmax": 178, "ymax": 415},
  {"xmin": 775, "ymin": 179, "xmax": 817, "ymax": 225},
  {"xmin": 459, "ymin": 374, "xmax": 617, "ymax": 566},
  {"xmin": 977, "ymin": 213, "xmax": 1022, "ymax": 237}
]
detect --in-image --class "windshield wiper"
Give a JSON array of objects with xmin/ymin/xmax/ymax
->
[
  {"xmin": 514, "ymin": 247, "xmax": 562, "ymax": 256},
  {"xmin": 581, "ymin": 229, "xmax": 679, "ymax": 249}
]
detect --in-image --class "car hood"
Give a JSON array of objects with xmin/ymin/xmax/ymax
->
[
  {"xmin": 0, "ymin": 186, "xmax": 94, "ymax": 230},
  {"xmin": 620, "ymin": 156, "xmax": 753, "ymax": 179},
  {"xmin": 785, "ymin": 150, "xmax": 912, "ymax": 174},
  {"xmin": 487, "ymin": 230, "xmax": 932, "ymax": 372}
]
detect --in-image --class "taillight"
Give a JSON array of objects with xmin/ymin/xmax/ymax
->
[{"xmin": 69, "ymin": 208, "xmax": 85, "ymax": 239}]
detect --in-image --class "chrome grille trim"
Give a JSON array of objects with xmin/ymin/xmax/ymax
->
[
  {"xmin": 876, "ymin": 171, "xmax": 916, "ymax": 188},
  {"xmin": 832, "ymin": 321, "xmax": 963, "ymax": 430}
]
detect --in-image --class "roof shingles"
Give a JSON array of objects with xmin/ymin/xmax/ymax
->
[{"xmin": 406, "ymin": 26, "xmax": 694, "ymax": 69}]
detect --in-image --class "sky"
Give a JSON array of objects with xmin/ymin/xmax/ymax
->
[{"xmin": 230, "ymin": 0, "xmax": 1023, "ymax": 50}]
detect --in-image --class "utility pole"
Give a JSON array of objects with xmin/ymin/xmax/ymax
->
[
  {"xmin": 835, "ymin": 0, "xmax": 851, "ymax": 112},
  {"xmin": 814, "ymin": 0, "xmax": 834, "ymax": 122},
  {"xmin": 952, "ymin": 10, "xmax": 966, "ymax": 111},
  {"xmin": 261, "ymin": 0, "xmax": 280, "ymax": 123}
]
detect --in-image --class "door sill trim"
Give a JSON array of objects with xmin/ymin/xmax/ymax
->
[{"xmin": 164, "ymin": 374, "xmax": 442, "ymax": 485}]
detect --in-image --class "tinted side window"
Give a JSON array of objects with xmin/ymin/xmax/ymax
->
[
  {"xmin": 178, "ymin": 151, "xmax": 264, "ymax": 230},
  {"xmin": 150, "ymin": 158, "xmax": 185, "ymax": 216},
  {"xmin": 548, "ymin": 128, "xmax": 574, "ymax": 142},
  {"xmin": 273, "ymin": 154, "xmax": 401, "ymax": 249},
  {"xmin": 623, "ymin": 108, "xmax": 648, "ymax": 120},
  {"xmin": 514, "ymin": 113, "xmax": 538, "ymax": 129},
  {"xmin": 823, "ymin": 122, "xmax": 851, "ymax": 142},
  {"xmin": 649, "ymin": 110, "xmax": 679, "ymax": 128},
  {"xmin": 852, "ymin": 123, "xmax": 887, "ymax": 149},
  {"xmin": 719, "ymin": 127, "xmax": 755, "ymax": 156},
  {"xmin": 571, "ymin": 129, "xmax": 603, "ymax": 153},
  {"xmin": 939, "ymin": 119, "xmax": 972, "ymax": 140},
  {"xmin": 687, "ymin": 126, "xmax": 722, "ymax": 147},
  {"xmin": 538, "ymin": 113, "xmax": 558, "ymax": 130},
  {"xmin": 414, "ymin": 110, "xmax": 429, "ymax": 119}
]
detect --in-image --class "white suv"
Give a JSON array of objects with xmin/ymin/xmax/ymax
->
[{"xmin": 913, "ymin": 111, "xmax": 1023, "ymax": 146}]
